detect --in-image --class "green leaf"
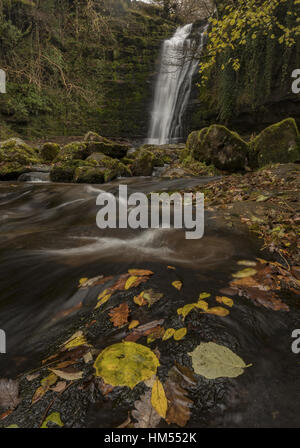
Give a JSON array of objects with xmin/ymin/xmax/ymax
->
[
  {"xmin": 41, "ymin": 412, "xmax": 64, "ymax": 428},
  {"xmin": 188, "ymin": 342, "xmax": 252, "ymax": 379}
]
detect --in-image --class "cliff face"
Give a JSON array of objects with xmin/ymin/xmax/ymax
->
[{"xmin": 0, "ymin": 1, "xmax": 175, "ymax": 139}]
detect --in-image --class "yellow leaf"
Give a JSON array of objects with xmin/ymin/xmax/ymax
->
[
  {"xmin": 206, "ymin": 307, "xmax": 230, "ymax": 317},
  {"xmin": 133, "ymin": 291, "xmax": 146, "ymax": 306},
  {"xmin": 180, "ymin": 303, "xmax": 196, "ymax": 319},
  {"xmin": 174, "ymin": 328, "xmax": 187, "ymax": 341},
  {"xmin": 172, "ymin": 281, "xmax": 182, "ymax": 291},
  {"xmin": 151, "ymin": 379, "xmax": 167, "ymax": 419},
  {"xmin": 199, "ymin": 292, "xmax": 211, "ymax": 299},
  {"xmin": 177, "ymin": 307, "xmax": 183, "ymax": 315},
  {"xmin": 162, "ymin": 328, "xmax": 176, "ymax": 341},
  {"xmin": 62, "ymin": 331, "xmax": 88, "ymax": 350},
  {"xmin": 216, "ymin": 296, "xmax": 234, "ymax": 308},
  {"xmin": 95, "ymin": 291, "xmax": 112, "ymax": 309},
  {"xmin": 128, "ymin": 320, "xmax": 139, "ymax": 330},
  {"xmin": 128, "ymin": 269, "xmax": 153, "ymax": 276},
  {"xmin": 79, "ymin": 277, "xmax": 88, "ymax": 286},
  {"xmin": 167, "ymin": 266, "xmax": 176, "ymax": 270},
  {"xmin": 125, "ymin": 276, "xmax": 139, "ymax": 290},
  {"xmin": 94, "ymin": 342, "xmax": 160, "ymax": 389},
  {"xmin": 195, "ymin": 300, "xmax": 209, "ymax": 311},
  {"xmin": 232, "ymin": 268, "xmax": 257, "ymax": 279}
]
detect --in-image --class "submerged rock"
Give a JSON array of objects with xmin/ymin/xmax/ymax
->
[{"xmin": 249, "ymin": 118, "xmax": 300, "ymax": 168}]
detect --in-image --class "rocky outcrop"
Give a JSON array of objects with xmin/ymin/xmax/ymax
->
[
  {"xmin": 0, "ymin": 138, "xmax": 42, "ymax": 180},
  {"xmin": 40, "ymin": 143, "xmax": 60, "ymax": 162}
]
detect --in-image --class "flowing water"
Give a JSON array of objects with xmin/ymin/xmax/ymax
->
[
  {"xmin": 148, "ymin": 24, "xmax": 207, "ymax": 145},
  {"xmin": 0, "ymin": 178, "xmax": 299, "ymax": 427}
]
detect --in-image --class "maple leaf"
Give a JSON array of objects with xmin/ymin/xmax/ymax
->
[{"xmin": 109, "ymin": 303, "xmax": 130, "ymax": 327}]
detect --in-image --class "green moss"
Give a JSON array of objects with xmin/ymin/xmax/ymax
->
[
  {"xmin": 40, "ymin": 143, "xmax": 60, "ymax": 162},
  {"xmin": 55, "ymin": 142, "xmax": 89, "ymax": 162},
  {"xmin": 0, "ymin": 162, "xmax": 30, "ymax": 180},
  {"xmin": 0, "ymin": 140, "xmax": 41, "ymax": 165},
  {"xmin": 250, "ymin": 118, "xmax": 300, "ymax": 168}
]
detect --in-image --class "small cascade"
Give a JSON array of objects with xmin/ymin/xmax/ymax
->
[{"xmin": 148, "ymin": 23, "xmax": 207, "ymax": 145}]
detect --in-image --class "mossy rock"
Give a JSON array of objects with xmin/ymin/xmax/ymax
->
[
  {"xmin": 40, "ymin": 143, "xmax": 60, "ymax": 162},
  {"xmin": 55, "ymin": 142, "xmax": 89, "ymax": 162},
  {"xmin": 250, "ymin": 118, "xmax": 300, "ymax": 168},
  {"xmin": 0, "ymin": 140, "xmax": 41, "ymax": 166},
  {"xmin": 0, "ymin": 162, "xmax": 31, "ymax": 180},
  {"xmin": 84, "ymin": 131, "xmax": 109, "ymax": 144},
  {"xmin": 96, "ymin": 155, "xmax": 131, "ymax": 181},
  {"xmin": 86, "ymin": 141, "xmax": 130, "ymax": 159},
  {"xmin": 74, "ymin": 166, "xmax": 106, "ymax": 184},
  {"xmin": 50, "ymin": 160, "xmax": 96, "ymax": 183},
  {"xmin": 86, "ymin": 152, "xmax": 108, "ymax": 163},
  {"xmin": 131, "ymin": 149, "xmax": 156, "ymax": 176},
  {"xmin": 186, "ymin": 127, "xmax": 208, "ymax": 161},
  {"xmin": 190, "ymin": 125, "xmax": 248, "ymax": 172}
]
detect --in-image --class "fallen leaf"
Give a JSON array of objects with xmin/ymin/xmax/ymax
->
[
  {"xmin": 94, "ymin": 342, "xmax": 160, "ymax": 389},
  {"xmin": 133, "ymin": 292, "xmax": 147, "ymax": 306},
  {"xmin": 128, "ymin": 269, "xmax": 154, "ymax": 276},
  {"xmin": 26, "ymin": 373, "xmax": 40, "ymax": 382},
  {"xmin": 128, "ymin": 320, "xmax": 139, "ymax": 330},
  {"xmin": 51, "ymin": 381, "xmax": 67, "ymax": 393},
  {"xmin": 188, "ymin": 342, "xmax": 252, "ymax": 379},
  {"xmin": 167, "ymin": 266, "xmax": 176, "ymax": 270},
  {"xmin": 125, "ymin": 276, "xmax": 141, "ymax": 290},
  {"xmin": 216, "ymin": 296, "xmax": 234, "ymax": 307},
  {"xmin": 173, "ymin": 328, "xmax": 187, "ymax": 341},
  {"xmin": 95, "ymin": 289, "xmax": 112, "ymax": 309},
  {"xmin": 49, "ymin": 369, "xmax": 83, "ymax": 381},
  {"xmin": 0, "ymin": 409, "xmax": 12, "ymax": 420},
  {"xmin": 164, "ymin": 365, "xmax": 195, "ymax": 427},
  {"xmin": 143, "ymin": 289, "xmax": 163, "ymax": 307},
  {"xmin": 62, "ymin": 331, "xmax": 88, "ymax": 351},
  {"xmin": 205, "ymin": 306, "xmax": 230, "ymax": 317},
  {"xmin": 83, "ymin": 351, "xmax": 93, "ymax": 364},
  {"xmin": 151, "ymin": 379, "xmax": 167, "ymax": 419},
  {"xmin": 172, "ymin": 280, "xmax": 182, "ymax": 291},
  {"xmin": 232, "ymin": 268, "xmax": 257, "ymax": 279},
  {"xmin": 109, "ymin": 303, "xmax": 130, "ymax": 327},
  {"xmin": 98, "ymin": 378, "xmax": 114, "ymax": 396},
  {"xmin": 132, "ymin": 390, "xmax": 161, "ymax": 428},
  {"xmin": 41, "ymin": 412, "xmax": 64, "ymax": 428},
  {"xmin": 162, "ymin": 328, "xmax": 176, "ymax": 341},
  {"xmin": 0, "ymin": 379, "xmax": 20, "ymax": 410},
  {"xmin": 199, "ymin": 292, "xmax": 211, "ymax": 299},
  {"xmin": 237, "ymin": 260, "xmax": 257, "ymax": 267}
]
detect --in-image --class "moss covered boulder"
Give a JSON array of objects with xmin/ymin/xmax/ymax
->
[
  {"xmin": 40, "ymin": 143, "xmax": 60, "ymax": 162},
  {"xmin": 50, "ymin": 160, "xmax": 95, "ymax": 183},
  {"xmin": 84, "ymin": 131, "xmax": 130, "ymax": 159},
  {"xmin": 131, "ymin": 149, "xmax": 156, "ymax": 176},
  {"xmin": 0, "ymin": 139, "xmax": 41, "ymax": 179},
  {"xmin": 250, "ymin": 118, "xmax": 300, "ymax": 168},
  {"xmin": 186, "ymin": 127, "xmax": 209, "ymax": 161},
  {"xmin": 74, "ymin": 166, "xmax": 106, "ymax": 184},
  {"xmin": 186, "ymin": 125, "xmax": 248, "ymax": 171},
  {"xmin": 55, "ymin": 142, "xmax": 89, "ymax": 162},
  {"xmin": 0, "ymin": 162, "xmax": 31, "ymax": 180}
]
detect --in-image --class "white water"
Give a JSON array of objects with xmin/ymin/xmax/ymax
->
[{"xmin": 148, "ymin": 23, "xmax": 207, "ymax": 145}]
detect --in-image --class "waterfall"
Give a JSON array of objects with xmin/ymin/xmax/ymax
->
[{"xmin": 148, "ymin": 23, "xmax": 207, "ymax": 145}]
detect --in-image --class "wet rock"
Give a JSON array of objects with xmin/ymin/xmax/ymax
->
[
  {"xmin": 74, "ymin": 166, "xmax": 106, "ymax": 184},
  {"xmin": 40, "ymin": 142, "xmax": 60, "ymax": 162},
  {"xmin": 249, "ymin": 118, "xmax": 300, "ymax": 168},
  {"xmin": 0, "ymin": 139, "xmax": 40, "ymax": 165},
  {"xmin": 18, "ymin": 172, "xmax": 50, "ymax": 182},
  {"xmin": 86, "ymin": 153, "xmax": 107, "ymax": 163}
]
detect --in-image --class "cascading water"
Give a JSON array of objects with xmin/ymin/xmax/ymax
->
[{"xmin": 148, "ymin": 23, "xmax": 207, "ymax": 145}]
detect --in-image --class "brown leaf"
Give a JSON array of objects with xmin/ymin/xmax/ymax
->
[
  {"xmin": 98, "ymin": 378, "xmax": 114, "ymax": 396},
  {"xmin": 51, "ymin": 381, "xmax": 67, "ymax": 393},
  {"xmin": 109, "ymin": 303, "xmax": 130, "ymax": 327},
  {"xmin": 0, "ymin": 379, "xmax": 20, "ymax": 410},
  {"xmin": 164, "ymin": 365, "xmax": 195, "ymax": 427},
  {"xmin": 132, "ymin": 390, "xmax": 161, "ymax": 428}
]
